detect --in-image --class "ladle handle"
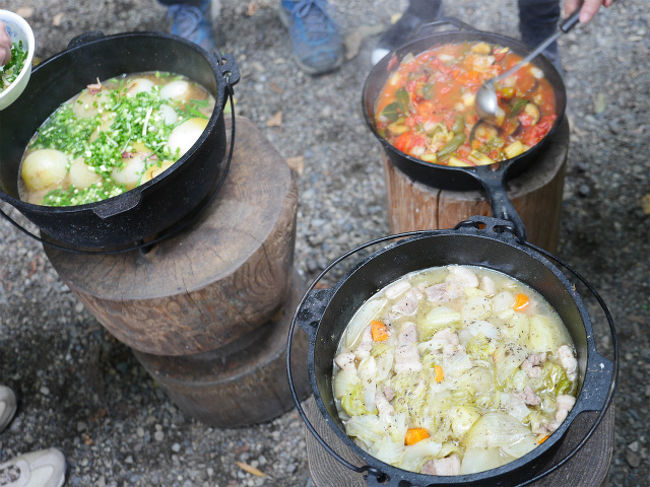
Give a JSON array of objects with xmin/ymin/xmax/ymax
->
[{"xmin": 491, "ymin": 9, "xmax": 581, "ymax": 85}]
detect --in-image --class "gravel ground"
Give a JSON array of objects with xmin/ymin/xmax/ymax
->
[{"xmin": 0, "ymin": 0, "xmax": 648, "ymax": 486}]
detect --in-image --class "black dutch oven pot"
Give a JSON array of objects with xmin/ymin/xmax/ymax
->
[
  {"xmin": 0, "ymin": 31, "xmax": 239, "ymax": 252},
  {"xmin": 362, "ymin": 17, "xmax": 570, "ymax": 241},
  {"xmin": 286, "ymin": 217, "xmax": 617, "ymax": 486}
]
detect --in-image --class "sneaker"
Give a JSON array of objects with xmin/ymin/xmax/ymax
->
[
  {"xmin": 279, "ymin": 0, "xmax": 344, "ymax": 75},
  {"xmin": 371, "ymin": 0, "xmax": 442, "ymax": 65},
  {"xmin": 0, "ymin": 386, "xmax": 17, "ymax": 433},
  {"xmin": 167, "ymin": 1, "xmax": 216, "ymax": 52},
  {"xmin": 0, "ymin": 449, "xmax": 66, "ymax": 487}
]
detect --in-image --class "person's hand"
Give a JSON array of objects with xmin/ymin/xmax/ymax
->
[
  {"xmin": 565, "ymin": 0, "xmax": 615, "ymax": 24},
  {"xmin": 0, "ymin": 21, "xmax": 11, "ymax": 66}
]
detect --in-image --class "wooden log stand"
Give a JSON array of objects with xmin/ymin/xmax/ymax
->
[
  {"xmin": 304, "ymin": 397, "xmax": 614, "ymax": 487},
  {"xmin": 45, "ymin": 116, "xmax": 310, "ymax": 426},
  {"xmin": 383, "ymin": 117, "xmax": 569, "ymax": 253}
]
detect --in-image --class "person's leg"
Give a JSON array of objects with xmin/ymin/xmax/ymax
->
[
  {"xmin": 0, "ymin": 449, "xmax": 66, "ymax": 487},
  {"xmin": 279, "ymin": 0, "xmax": 343, "ymax": 75},
  {"xmin": 371, "ymin": 0, "xmax": 443, "ymax": 65},
  {"xmin": 159, "ymin": 0, "xmax": 216, "ymax": 51},
  {"xmin": 518, "ymin": 0, "xmax": 562, "ymax": 70}
]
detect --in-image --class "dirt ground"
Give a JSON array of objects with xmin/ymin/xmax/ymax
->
[{"xmin": 0, "ymin": 0, "xmax": 648, "ymax": 486}]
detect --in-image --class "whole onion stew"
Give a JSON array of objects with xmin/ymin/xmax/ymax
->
[
  {"xmin": 332, "ymin": 264, "xmax": 578, "ymax": 475},
  {"xmin": 374, "ymin": 41, "xmax": 557, "ymax": 167},
  {"xmin": 18, "ymin": 71, "xmax": 215, "ymax": 206}
]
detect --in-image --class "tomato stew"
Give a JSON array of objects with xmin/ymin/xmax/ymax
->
[{"xmin": 374, "ymin": 42, "xmax": 557, "ymax": 167}]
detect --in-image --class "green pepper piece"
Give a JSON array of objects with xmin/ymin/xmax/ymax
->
[
  {"xmin": 452, "ymin": 116, "xmax": 465, "ymax": 134},
  {"xmin": 381, "ymin": 102, "xmax": 401, "ymax": 122},
  {"xmin": 422, "ymin": 84, "xmax": 434, "ymax": 100},
  {"xmin": 395, "ymin": 87, "xmax": 410, "ymax": 113},
  {"xmin": 437, "ymin": 133, "xmax": 466, "ymax": 159},
  {"xmin": 509, "ymin": 98, "xmax": 528, "ymax": 118}
]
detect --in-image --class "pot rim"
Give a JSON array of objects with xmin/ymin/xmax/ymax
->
[
  {"xmin": 290, "ymin": 220, "xmax": 616, "ymax": 486},
  {"xmin": 361, "ymin": 20, "xmax": 567, "ymax": 186},
  {"xmin": 0, "ymin": 30, "xmax": 227, "ymax": 214}
]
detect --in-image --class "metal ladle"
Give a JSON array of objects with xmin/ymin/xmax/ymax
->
[{"xmin": 475, "ymin": 9, "xmax": 581, "ymax": 119}]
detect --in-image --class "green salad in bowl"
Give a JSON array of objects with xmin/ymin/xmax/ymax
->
[
  {"xmin": 0, "ymin": 9, "xmax": 34, "ymax": 109},
  {"xmin": 1, "ymin": 39, "xmax": 27, "ymax": 90}
]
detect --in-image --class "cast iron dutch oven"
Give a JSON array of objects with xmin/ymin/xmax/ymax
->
[
  {"xmin": 362, "ymin": 17, "xmax": 571, "ymax": 240},
  {"xmin": 0, "ymin": 31, "xmax": 239, "ymax": 251},
  {"xmin": 287, "ymin": 216, "xmax": 617, "ymax": 486}
]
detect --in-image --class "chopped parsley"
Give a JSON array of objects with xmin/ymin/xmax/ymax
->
[
  {"xmin": 24, "ymin": 73, "xmax": 214, "ymax": 206},
  {"xmin": 0, "ymin": 40, "xmax": 28, "ymax": 91}
]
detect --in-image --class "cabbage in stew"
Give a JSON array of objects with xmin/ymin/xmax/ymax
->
[{"xmin": 332, "ymin": 265, "xmax": 578, "ymax": 475}]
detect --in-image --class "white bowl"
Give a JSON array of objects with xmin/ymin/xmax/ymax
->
[{"xmin": 0, "ymin": 9, "xmax": 35, "ymax": 110}]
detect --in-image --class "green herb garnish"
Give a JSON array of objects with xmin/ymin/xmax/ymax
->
[{"xmin": 0, "ymin": 40, "xmax": 27, "ymax": 91}]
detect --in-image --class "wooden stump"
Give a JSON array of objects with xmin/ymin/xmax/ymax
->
[
  {"xmin": 134, "ymin": 270, "xmax": 310, "ymax": 427},
  {"xmin": 304, "ymin": 396, "xmax": 614, "ymax": 487},
  {"xmin": 383, "ymin": 117, "xmax": 569, "ymax": 253},
  {"xmin": 46, "ymin": 117, "xmax": 297, "ymax": 356},
  {"xmin": 45, "ymin": 116, "xmax": 310, "ymax": 425}
]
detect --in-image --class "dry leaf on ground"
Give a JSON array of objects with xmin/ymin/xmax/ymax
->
[
  {"xmin": 641, "ymin": 194, "xmax": 650, "ymax": 215},
  {"xmin": 52, "ymin": 13, "xmax": 65, "ymax": 26},
  {"xmin": 269, "ymin": 81, "xmax": 283, "ymax": 94},
  {"xmin": 235, "ymin": 461, "xmax": 267, "ymax": 478},
  {"xmin": 246, "ymin": 2, "xmax": 259, "ymax": 16},
  {"xmin": 17, "ymin": 7, "xmax": 34, "ymax": 18},
  {"xmin": 286, "ymin": 156, "xmax": 304, "ymax": 175},
  {"xmin": 266, "ymin": 110, "xmax": 283, "ymax": 127}
]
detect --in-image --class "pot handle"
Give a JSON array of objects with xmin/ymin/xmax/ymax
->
[
  {"xmin": 92, "ymin": 190, "xmax": 142, "ymax": 220},
  {"xmin": 415, "ymin": 16, "xmax": 479, "ymax": 37},
  {"xmin": 67, "ymin": 31, "xmax": 105, "ymax": 49},
  {"xmin": 572, "ymin": 349, "xmax": 615, "ymax": 414},
  {"xmin": 214, "ymin": 51, "xmax": 240, "ymax": 87},
  {"xmin": 295, "ymin": 287, "xmax": 336, "ymax": 339},
  {"xmin": 469, "ymin": 165, "xmax": 528, "ymax": 241}
]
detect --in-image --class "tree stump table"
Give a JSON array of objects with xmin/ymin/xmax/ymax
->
[
  {"xmin": 44, "ymin": 116, "xmax": 310, "ymax": 426},
  {"xmin": 304, "ymin": 397, "xmax": 614, "ymax": 487},
  {"xmin": 383, "ymin": 117, "xmax": 569, "ymax": 253}
]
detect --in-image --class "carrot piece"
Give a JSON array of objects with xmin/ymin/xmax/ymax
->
[
  {"xmin": 404, "ymin": 428, "xmax": 430, "ymax": 446},
  {"xmin": 434, "ymin": 365, "xmax": 444, "ymax": 383},
  {"xmin": 513, "ymin": 293, "xmax": 530, "ymax": 311},
  {"xmin": 370, "ymin": 320, "xmax": 390, "ymax": 342},
  {"xmin": 537, "ymin": 434, "xmax": 550, "ymax": 445}
]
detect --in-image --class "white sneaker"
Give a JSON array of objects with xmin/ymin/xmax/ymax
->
[
  {"xmin": 0, "ymin": 449, "xmax": 66, "ymax": 487},
  {"xmin": 0, "ymin": 386, "xmax": 17, "ymax": 433}
]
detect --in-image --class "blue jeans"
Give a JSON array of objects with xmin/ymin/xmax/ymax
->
[{"xmin": 518, "ymin": 0, "xmax": 560, "ymax": 55}]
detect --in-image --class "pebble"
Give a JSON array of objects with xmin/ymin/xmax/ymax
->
[
  {"xmin": 626, "ymin": 449, "xmax": 641, "ymax": 468},
  {"xmin": 0, "ymin": 1, "xmax": 646, "ymax": 486},
  {"xmin": 577, "ymin": 184, "xmax": 591, "ymax": 197}
]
